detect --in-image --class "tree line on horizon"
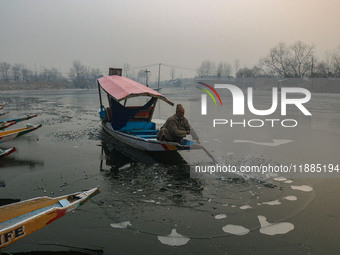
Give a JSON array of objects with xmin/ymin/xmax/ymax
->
[
  {"xmin": 0, "ymin": 60, "xmax": 102, "ymax": 89},
  {"xmin": 1, "ymin": 41, "xmax": 339, "ymax": 88},
  {"xmin": 197, "ymin": 41, "xmax": 340, "ymax": 79}
]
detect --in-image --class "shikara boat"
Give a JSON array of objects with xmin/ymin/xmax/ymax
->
[
  {"xmin": 0, "ymin": 114, "xmax": 38, "ymax": 129},
  {"xmin": 97, "ymin": 71, "xmax": 201, "ymax": 152},
  {"xmin": 0, "ymin": 122, "xmax": 16, "ymax": 131},
  {"xmin": 0, "ymin": 186, "xmax": 100, "ymax": 248},
  {"xmin": 0, "ymin": 102, "xmax": 6, "ymax": 110},
  {"xmin": 0, "ymin": 147, "xmax": 16, "ymax": 158},
  {"xmin": 0, "ymin": 124, "xmax": 42, "ymax": 144}
]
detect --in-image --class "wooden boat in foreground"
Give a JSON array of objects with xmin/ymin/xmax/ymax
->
[
  {"xmin": 97, "ymin": 70, "xmax": 201, "ymax": 152},
  {"xmin": 0, "ymin": 186, "xmax": 100, "ymax": 248},
  {"xmin": 0, "ymin": 124, "xmax": 42, "ymax": 144},
  {"xmin": 0, "ymin": 147, "xmax": 16, "ymax": 158}
]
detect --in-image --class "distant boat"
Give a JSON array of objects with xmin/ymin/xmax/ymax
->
[
  {"xmin": 0, "ymin": 102, "xmax": 6, "ymax": 110},
  {"xmin": 0, "ymin": 147, "xmax": 16, "ymax": 158},
  {"xmin": 97, "ymin": 73, "xmax": 201, "ymax": 152},
  {"xmin": 0, "ymin": 124, "xmax": 42, "ymax": 144},
  {"xmin": 0, "ymin": 114, "xmax": 38, "ymax": 129},
  {"xmin": 0, "ymin": 186, "xmax": 100, "ymax": 248},
  {"xmin": 0, "ymin": 121, "xmax": 16, "ymax": 130}
]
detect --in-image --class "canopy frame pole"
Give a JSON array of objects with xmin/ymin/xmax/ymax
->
[
  {"xmin": 98, "ymin": 81, "xmax": 103, "ymax": 107},
  {"xmin": 149, "ymin": 99, "xmax": 157, "ymax": 122}
]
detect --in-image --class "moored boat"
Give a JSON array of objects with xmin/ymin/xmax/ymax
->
[
  {"xmin": 0, "ymin": 147, "xmax": 16, "ymax": 158},
  {"xmin": 0, "ymin": 102, "xmax": 6, "ymax": 110},
  {"xmin": 0, "ymin": 186, "xmax": 100, "ymax": 248},
  {"xmin": 0, "ymin": 122, "xmax": 16, "ymax": 130},
  {"xmin": 0, "ymin": 114, "xmax": 38, "ymax": 128},
  {"xmin": 0, "ymin": 124, "xmax": 42, "ymax": 144},
  {"xmin": 97, "ymin": 69, "xmax": 201, "ymax": 152}
]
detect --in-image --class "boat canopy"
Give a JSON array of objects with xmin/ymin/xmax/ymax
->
[{"xmin": 98, "ymin": 75, "xmax": 174, "ymax": 106}]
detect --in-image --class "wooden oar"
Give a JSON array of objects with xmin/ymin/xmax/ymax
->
[
  {"xmin": 199, "ymin": 144, "xmax": 218, "ymax": 164},
  {"xmin": 190, "ymin": 125, "xmax": 218, "ymax": 164}
]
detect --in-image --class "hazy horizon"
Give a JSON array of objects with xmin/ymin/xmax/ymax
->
[{"xmin": 1, "ymin": 0, "xmax": 340, "ymax": 81}]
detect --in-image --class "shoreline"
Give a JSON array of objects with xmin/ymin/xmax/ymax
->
[
  {"xmin": 0, "ymin": 81, "xmax": 73, "ymax": 91},
  {"xmin": 1, "ymin": 77, "xmax": 340, "ymax": 93}
]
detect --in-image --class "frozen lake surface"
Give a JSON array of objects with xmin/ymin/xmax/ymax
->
[{"xmin": 0, "ymin": 87, "xmax": 339, "ymax": 254}]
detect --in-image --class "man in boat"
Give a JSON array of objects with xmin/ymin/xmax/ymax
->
[{"xmin": 157, "ymin": 104, "xmax": 198, "ymax": 143}]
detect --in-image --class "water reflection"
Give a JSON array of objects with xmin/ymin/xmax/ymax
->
[
  {"xmin": 1, "ymin": 251, "xmax": 103, "ymax": 255},
  {"xmin": 0, "ymin": 246, "xmax": 103, "ymax": 255},
  {"xmin": 0, "ymin": 198, "xmax": 20, "ymax": 206},
  {"xmin": 99, "ymin": 130, "xmax": 187, "ymax": 170},
  {"xmin": 98, "ymin": 131, "xmax": 204, "ymax": 207},
  {"xmin": 0, "ymin": 157, "xmax": 43, "ymax": 169}
]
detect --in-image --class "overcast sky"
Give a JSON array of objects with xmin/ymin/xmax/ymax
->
[{"xmin": 1, "ymin": 0, "xmax": 339, "ymax": 79}]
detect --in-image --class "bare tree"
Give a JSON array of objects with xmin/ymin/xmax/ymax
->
[
  {"xmin": 69, "ymin": 60, "xmax": 89, "ymax": 88},
  {"xmin": 260, "ymin": 42, "xmax": 291, "ymax": 77},
  {"xmin": 170, "ymin": 67, "xmax": 176, "ymax": 80},
  {"xmin": 234, "ymin": 59, "xmax": 240, "ymax": 76},
  {"xmin": 11, "ymin": 64, "xmax": 22, "ymax": 82},
  {"xmin": 123, "ymin": 63, "xmax": 131, "ymax": 78},
  {"xmin": 21, "ymin": 67, "xmax": 32, "ymax": 82},
  {"xmin": 325, "ymin": 47, "xmax": 340, "ymax": 77},
  {"xmin": 137, "ymin": 69, "xmax": 146, "ymax": 83},
  {"xmin": 0, "ymin": 62, "xmax": 11, "ymax": 81},
  {"xmin": 197, "ymin": 60, "xmax": 216, "ymax": 76},
  {"xmin": 236, "ymin": 65, "xmax": 263, "ymax": 78},
  {"xmin": 290, "ymin": 41, "xmax": 315, "ymax": 77},
  {"xmin": 217, "ymin": 62, "xmax": 232, "ymax": 77},
  {"xmin": 314, "ymin": 61, "xmax": 328, "ymax": 77},
  {"xmin": 260, "ymin": 41, "xmax": 315, "ymax": 77},
  {"xmin": 88, "ymin": 68, "xmax": 101, "ymax": 86}
]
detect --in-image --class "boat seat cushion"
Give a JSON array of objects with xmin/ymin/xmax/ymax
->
[
  {"xmin": 58, "ymin": 199, "xmax": 71, "ymax": 207},
  {"xmin": 136, "ymin": 134, "xmax": 158, "ymax": 139},
  {"xmin": 120, "ymin": 121, "xmax": 156, "ymax": 132}
]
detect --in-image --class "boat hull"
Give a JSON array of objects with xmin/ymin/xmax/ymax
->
[
  {"xmin": 102, "ymin": 122, "xmax": 200, "ymax": 152},
  {"xmin": 0, "ymin": 147, "xmax": 16, "ymax": 158},
  {"xmin": 0, "ymin": 124, "xmax": 42, "ymax": 144},
  {"xmin": 0, "ymin": 114, "xmax": 37, "ymax": 123},
  {"xmin": 0, "ymin": 186, "xmax": 100, "ymax": 248}
]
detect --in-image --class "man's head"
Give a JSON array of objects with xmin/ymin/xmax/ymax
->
[{"xmin": 176, "ymin": 104, "xmax": 185, "ymax": 118}]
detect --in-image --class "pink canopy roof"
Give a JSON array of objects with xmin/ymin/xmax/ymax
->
[{"xmin": 98, "ymin": 75, "xmax": 174, "ymax": 106}]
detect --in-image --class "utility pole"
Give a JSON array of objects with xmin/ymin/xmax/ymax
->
[
  {"xmin": 157, "ymin": 63, "xmax": 161, "ymax": 90},
  {"xmin": 311, "ymin": 57, "xmax": 314, "ymax": 77},
  {"xmin": 144, "ymin": 69, "xmax": 150, "ymax": 87}
]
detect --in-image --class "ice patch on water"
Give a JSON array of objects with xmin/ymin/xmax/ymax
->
[
  {"xmin": 284, "ymin": 180, "xmax": 293, "ymax": 184},
  {"xmin": 258, "ymin": 215, "xmax": 294, "ymax": 235},
  {"xmin": 222, "ymin": 224, "xmax": 250, "ymax": 235},
  {"xmin": 143, "ymin": 199, "xmax": 156, "ymax": 203},
  {"xmin": 240, "ymin": 205, "xmax": 252, "ymax": 210},
  {"xmin": 157, "ymin": 229, "xmax": 190, "ymax": 246},
  {"xmin": 215, "ymin": 214, "xmax": 227, "ymax": 219},
  {"xmin": 291, "ymin": 185, "xmax": 313, "ymax": 192},
  {"xmin": 110, "ymin": 221, "xmax": 132, "ymax": 229},
  {"xmin": 273, "ymin": 177, "xmax": 287, "ymax": 181},
  {"xmin": 262, "ymin": 200, "xmax": 281, "ymax": 206},
  {"xmin": 233, "ymin": 139, "xmax": 293, "ymax": 147},
  {"xmin": 283, "ymin": 196, "xmax": 297, "ymax": 201},
  {"xmin": 118, "ymin": 163, "xmax": 131, "ymax": 170}
]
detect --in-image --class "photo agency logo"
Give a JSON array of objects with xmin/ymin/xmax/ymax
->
[{"xmin": 197, "ymin": 82, "xmax": 312, "ymax": 128}]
